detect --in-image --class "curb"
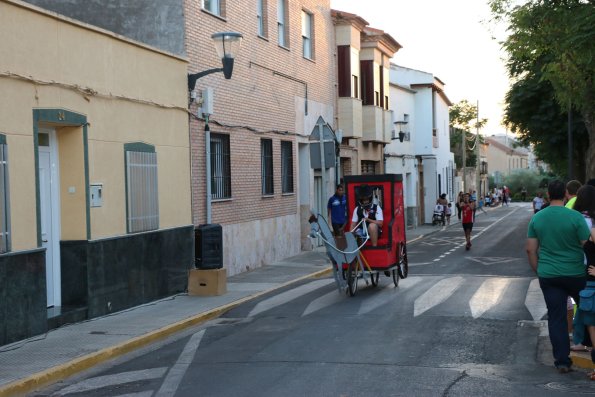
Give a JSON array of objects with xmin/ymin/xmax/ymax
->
[
  {"xmin": 0, "ymin": 267, "xmax": 332, "ymax": 397},
  {"xmin": 571, "ymin": 351, "xmax": 595, "ymax": 370}
]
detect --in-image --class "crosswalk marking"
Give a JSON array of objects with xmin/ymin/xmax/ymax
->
[
  {"xmin": 302, "ymin": 290, "xmax": 345, "ymax": 316},
  {"xmin": 248, "ymin": 279, "xmax": 333, "ymax": 317},
  {"xmin": 55, "ymin": 368, "xmax": 168, "ymax": 395},
  {"xmin": 358, "ymin": 276, "xmax": 423, "ymax": 315},
  {"xmin": 469, "ymin": 279, "xmax": 510, "ymax": 318},
  {"xmin": 525, "ymin": 278, "xmax": 547, "ymax": 321},
  {"xmin": 414, "ymin": 276, "xmax": 464, "ymax": 316}
]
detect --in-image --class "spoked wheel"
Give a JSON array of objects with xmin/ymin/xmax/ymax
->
[
  {"xmin": 391, "ymin": 268, "xmax": 400, "ymax": 287},
  {"xmin": 347, "ymin": 260, "xmax": 358, "ymax": 296},
  {"xmin": 398, "ymin": 243, "xmax": 409, "ymax": 279},
  {"xmin": 370, "ymin": 271, "xmax": 379, "ymax": 287}
]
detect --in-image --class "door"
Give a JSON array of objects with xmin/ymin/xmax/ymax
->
[{"xmin": 38, "ymin": 129, "xmax": 61, "ymax": 307}]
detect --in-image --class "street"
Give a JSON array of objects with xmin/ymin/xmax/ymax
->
[{"xmin": 33, "ymin": 203, "xmax": 595, "ymax": 396}]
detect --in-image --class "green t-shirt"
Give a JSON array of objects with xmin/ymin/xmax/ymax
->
[{"xmin": 527, "ymin": 205, "xmax": 590, "ymax": 277}]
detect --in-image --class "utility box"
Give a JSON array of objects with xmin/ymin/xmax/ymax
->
[
  {"xmin": 195, "ymin": 224, "xmax": 223, "ymax": 269},
  {"xmin": 188, "ymin": 268, "xmax": 226, "ymax": 296}
]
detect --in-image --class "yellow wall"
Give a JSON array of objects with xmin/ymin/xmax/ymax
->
[{"xmin": 0, "ymin": 0, "xmax": 190, "ymax": 250}]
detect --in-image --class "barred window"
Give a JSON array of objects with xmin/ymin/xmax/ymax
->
[
  {"xmin": 361, "ymin": 160, "xmax": 378, "ymax": 175},
  {"xmin": 261, "ymin": 139, "xmax": 274, "ymax": 195},
  {"xmin": 125, "ymin": 144, "xmax": 159, "ymax": 233},
  {"xmin": 0, "ymin": 139, "xmax": 10, "ymax": 253},
  {"xmin": 211, "ymin": 133, "xmax": 231, "ymax": 200},
  {"xmin": 281, "ymin": 141, "xmax": 294, "ymax": 193}
]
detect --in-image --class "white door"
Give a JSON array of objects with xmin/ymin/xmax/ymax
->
[{"xmin": 38, "ymin": 129, "xmax": 61, "ymax": 307}]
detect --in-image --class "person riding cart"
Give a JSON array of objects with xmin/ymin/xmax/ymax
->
[{"xmin": 350, "ymin": 184, "xmax": 383, "ymax": 246}]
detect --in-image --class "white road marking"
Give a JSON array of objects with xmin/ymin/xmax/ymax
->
[
  {"xmin": 414, "ymin": 276, "xmax": 464, "ymax": 317},
  {"xmin": 408, "ymin": 262, "xmax": 433, "ymax": 266},
  {"xmin": 467, "ymin": 257, "xmax": 520, "ymax": 265},
  {"xmin": 469, "ymin": 279, "xmax": 511, "ymax": 318},
  {"xmin": 114, "ymin": 392, "xmax": 154, "ymax": 397},
  {"xmin": 358, "ymin": 276, "xmax": 423, "ymax": 315},
  {"xmin": 248, "ymin": 279, "xmax": 333, "ymax": 317},
  {"xmin": 155, "ymin": 330, "xmax": 205, "ymax": 397},
  {"xmin": 302, "ymin": 290, "xmax": 345, "ymax": 316},
  {"xmin": 55, "ymin": 368, "xmax": 168, "ymax": 395},
  {"xmin": 525, "ymin": 278, "xmax": 547, "ymax": 321}
]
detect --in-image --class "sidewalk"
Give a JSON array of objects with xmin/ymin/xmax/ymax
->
[{"xmin": 0, "ymin": 224, "xmax": 444, "ymax": 396}]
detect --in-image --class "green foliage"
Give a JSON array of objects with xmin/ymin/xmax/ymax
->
[
  {"xmin": 502, "ymin": 169, "xmax": 549, "ymax": 196},
  {"xmin": 450, "ymin": 100, "xmax": 487, "ymax": 169},
  {"xmin": 450, "ymin": 100, "xmax": 488, "ymax": 131},
  {"xmin": 490, "ymin": 0, "xmax": 595, "ymax": 178}
]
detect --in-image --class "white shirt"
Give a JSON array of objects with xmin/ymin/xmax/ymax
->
[{"xmin": 351, "ymin": 204, "xmax": 384, "ymax": 223}]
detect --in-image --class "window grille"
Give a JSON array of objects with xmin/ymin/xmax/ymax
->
[
  {"xmin": 302, "ymin": 11, "xmax": 312, "ymax": 59},
  {"xmin": 0, "ymin": 143, "xmax": 10, "ymax": 253},
  {"xmin": 211, "ymin": 134, "xmax": 232, "ymax": 199},
  {"xmin": 261, "ymin": 139, "xmax": 274, "ymax": 195},
  {"xmin": 281, "ymin": 141, "xmax": 294, "ymax": 193},
  {"xmin": 361, "ymin": 161, "xmax": 377, "ymax": 175},
  {"xmin": 126, "ymin": 150, "xmax": 159, "ymax": 233}
]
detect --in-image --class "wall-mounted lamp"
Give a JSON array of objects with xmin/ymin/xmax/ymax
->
[
  {"xmin": 188, "ymin": 32, "xmax": 243, "ymax": 92},
  {"xmin": 393, "ymin": 120, "xmax": 408, "ymax": 143}
]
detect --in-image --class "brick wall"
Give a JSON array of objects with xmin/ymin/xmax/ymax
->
[{"xmin": 185, "ymin": 0, "xmax": 335, "ymax": 227}]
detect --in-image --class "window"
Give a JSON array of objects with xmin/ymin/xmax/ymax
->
[
  {"xmin": 203, "ymin": 0, "xmax": 223, "ymax": 16},
  {"xmin": 0, "ymin": 136, "xmax": 10, "ymax": 253},
  {"xmin": 125, "ymin": 144, "xmax": 159, "ymax": 233},
  {"xmin": 211, "ymin": 134, "xmax": 231, "ymax": 200},
  {"xmin": 257, "ymin": 0, "xmax": 268, "ymax": 37},
  {"xmin": 302, "ymin": 10, "xmax": 313, "ymax": 59},
  {"xmin": 261, "ymin": 139, "xmax": 274, "ymax": 195},
  {"xmin": 353, "ymin": 75, "xmax": 359, "ymax": 99},
  {"xmin": 277, "ymin": 0, "xmax": 288, "ymax": 47},
  {"xmin": 337, "ymin": 45, "xmax": 351, "ymax": 97},
  {"xmin": 281, "ymin": 141, "xmax": 294, "ymax": 193},
  {"xmin": 361, "ymin": 161, "xmax": 377, "ymax": 175},
  {"xmin": 360, "ymin": 60, "xmax": 374, "ymax": 105}
]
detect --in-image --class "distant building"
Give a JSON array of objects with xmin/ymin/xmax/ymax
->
[{"xmin": 486, "ymin": 135, "xmax": 529, "ymax": 184}]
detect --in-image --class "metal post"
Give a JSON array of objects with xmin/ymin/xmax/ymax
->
[
  {"xmin": 476, "ymin": 101, "xmax": 480, "ymax": 197},
  {"xmin": 205, "ymin": 115, "xmax": 211, "ymax": 224},
  {"xmin": 318, "ymin": 122, "xmax": 326, "ymax": 202},
  {"xmin": 462, "ymin": 127, "xmax": 466, "ymax": 192},
  {"xmin": 568, "ymin": 102, "xmax": 573, "ymax": 179}
]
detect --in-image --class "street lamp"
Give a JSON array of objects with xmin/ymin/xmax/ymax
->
[
  {"xmin": 187, "ymin": 31, "xmax": 242, "ymax": 225},
  {"xmin": 187, "ymin": 32, "xmax": 243, "ymax": 92},
  {"xmin": 393, "ymin": 120, "xmax": 408, "ymax": 143}
]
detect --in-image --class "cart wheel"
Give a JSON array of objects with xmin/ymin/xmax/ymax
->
[
  {"xmin": 398, "ymin": 243, "xmax": 409, "ymax": 279},
  {"xmin": 392, "ymin": 269, "xmax": 400, "ymax": 287},
  {"xmin": 370, "ymin": 272, "xmax": 379, "ymax": 287},
  {"xmin": 347, "ymin": 260, "xmax": 358, "ymax": 296}
]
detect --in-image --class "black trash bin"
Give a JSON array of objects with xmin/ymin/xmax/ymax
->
[{"xmin": 195, "ymin": 224, "xmax": 223, "ymax": 269}]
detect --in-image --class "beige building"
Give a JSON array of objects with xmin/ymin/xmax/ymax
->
[
  {"xmin": 0, "ymin": 0, "xmax": 192, "ymax": 345},
  {"xmin": 486, "ymin": 136, "xmax": 529, "ymax": 184},
  {"xmin": 332, "ymin": 10, "xmax": 401, "ymax": 178}
]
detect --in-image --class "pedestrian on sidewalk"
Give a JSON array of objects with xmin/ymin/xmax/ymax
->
[
  {"xmin": 327, "ymin": 184, "xmax": 347, "ymax": 236},
  {"xmin": 461, "ymin": 193, "xmax": 475, "ymax": 250},
  {"xmin": 565, "ymin": 180, "xmax": 582, "ymax": 209},
  {"xmin": 570, "ymin": 185, "xmax": 595, "ymax": 371},
  {"xmin": 533, "ymin": 192, "xmax": 545, "ymax": 214},
  {"xmin": 526, "ymin": 180, "xmax": 591, "ymax": 373},
  {"xmin": 477, "ymin": 196, "xmax": 488, "ymax": 215},
  {"xmin": 445, "ymin": 203, "xmax": 452, "ymax": 225}
]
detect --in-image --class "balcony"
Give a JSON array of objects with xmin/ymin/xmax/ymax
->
[
  {"xmin": 337, "ymin": 97, "xmax": 362, "ymax": 139},
  {"xmin": 362, "ymin": 106, "xmax": 391, "ymax": 143}
]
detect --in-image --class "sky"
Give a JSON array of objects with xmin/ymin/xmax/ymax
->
[{"xmin": 330, "ymin": 0, "xmax": 511, "ymax": 136}]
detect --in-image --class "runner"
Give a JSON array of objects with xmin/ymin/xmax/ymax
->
[{"xmin": 461, "ymin": 193, "xmax": 475, "ymax": 250}]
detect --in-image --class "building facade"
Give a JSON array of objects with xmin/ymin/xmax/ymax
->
[
  {"xmin": 0, "ymin": 0, "xmax": 192, "ymax": 345},
  {"xmin": 332, "ymin": 10, "xmax": 400, "ymax": 180},
  {"xmin": 389, "ymin": 65, "xmax": 454, "ymax": 224},
  {"xmin": 486, "ymin": 135, "xmax": 529, "ymax": 185}
]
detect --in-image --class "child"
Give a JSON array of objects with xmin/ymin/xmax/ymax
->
[{"xmin": 445, "ymin": 203, "xmax": 452, "ymax": 225}]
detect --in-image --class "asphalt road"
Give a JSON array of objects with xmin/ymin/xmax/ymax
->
[{"xmin": 34, "ymin": 203, "xmax": 595, "ymax": 396}]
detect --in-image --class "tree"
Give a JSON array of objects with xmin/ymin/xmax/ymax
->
[
  {"xmin": 504, "ymin": 60, "xmax": 588, "ymax": 180},
  {"xmin": 450, "ymin": 100, "xmax": 487, "ymax": 167},
  {"xmin": 490, "ymin": 0, "xmax": 595, "ymax": 178}
]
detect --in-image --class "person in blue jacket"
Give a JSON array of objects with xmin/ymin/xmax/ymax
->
[{"xmin": 327, "ymin": 184, "xmax": 347, "ymax": 236}]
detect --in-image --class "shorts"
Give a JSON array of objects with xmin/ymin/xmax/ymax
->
[
  {"xmin": 331, "ymin": 223, "xmax": 345, "ymax": 235},
  {"xmin": 462, "ymin": 222, "xmax": 473, "ymax": 231}
]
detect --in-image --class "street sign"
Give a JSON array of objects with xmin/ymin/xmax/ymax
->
[{"xmin": 309, "ymin": 116, "xmax": 336, "ymax": 169}]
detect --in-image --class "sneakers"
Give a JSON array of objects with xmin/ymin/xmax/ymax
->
[
  {"xmin": 557, "ymin": 366, "xmax": 572, "ymax": 374},
  {"xmin": 465, "ymin": 243, "xmax": 471, "ymax": 251}
]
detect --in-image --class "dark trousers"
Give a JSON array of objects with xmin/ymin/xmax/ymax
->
[{"xmin": 539, "ymin": 276, "xmax": 585, "ymax": 368}]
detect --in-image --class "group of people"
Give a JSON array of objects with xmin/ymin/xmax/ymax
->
[{"xmin": 526, "ymin": 178, "xmax": 595, "ymax": 377}]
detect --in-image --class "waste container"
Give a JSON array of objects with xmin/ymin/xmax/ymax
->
[{"xmin": 195, "ymin": 224, "xmax": 223, "ymax": 269}]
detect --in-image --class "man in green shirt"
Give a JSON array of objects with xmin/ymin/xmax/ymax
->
[{"xmin": 527, "ymin": 180, "xmax": 590, "ymax": 373}]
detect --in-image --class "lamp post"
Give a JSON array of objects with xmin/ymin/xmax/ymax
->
[{"xmin": 187, "ymin": 31, "xmax": 242, "ymax": 224}]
